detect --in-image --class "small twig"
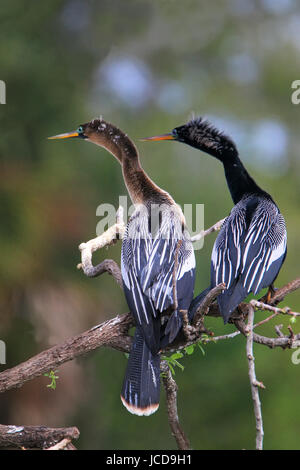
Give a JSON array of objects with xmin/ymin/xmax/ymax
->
[
  {"xmin": 161, "ymin": 361, "xmax": 191, "ymax": 450},
  {"xmin": 253, "ymin": 312, "xmax": 280, "ymax": 329},
  {"xmin": 205, "ymin": 330, "xmax": 241, "ymax": 342},
  {"xmin": 191, "ymin": 218, "xmax": 226, "ymax": 242},
  {"xmin": 46, "ymin": 438, "xmax": 72, "ymax": 450},
  {"xmin": 275, "ymin": 324, "xmax": 284, "ymax": 338},
  {"xmin": 234, "ymin": 317, "xmax": 300, "ymax": 350},
  {"xmin": 250, "ymin": 299, "xmax": 299, "ymax": 317},
  {"xmin": 246, "ymin": 305, "xmax": 264, "ymax": 450},
  {"xmin": 288, "ymin": 325, "xmax": 295, "ymax": 342}
]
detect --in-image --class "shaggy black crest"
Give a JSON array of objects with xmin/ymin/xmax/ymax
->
[{"xmin": 174, "ymin": 117, "xmax": 237, "ymax": 159}]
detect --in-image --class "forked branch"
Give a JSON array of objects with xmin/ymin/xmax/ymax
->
[{"xmin": 246, "ymin": 305, "xmax": 264, "ymax": 450}]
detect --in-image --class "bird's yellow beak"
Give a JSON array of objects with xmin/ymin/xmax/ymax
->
[
  {"xmin": 48, "ymin": 131, "xmax": 79, "ymax": 140},
  {"xmin": 140, "ymin": 133, "xmax": 175, "ymax": 142}
]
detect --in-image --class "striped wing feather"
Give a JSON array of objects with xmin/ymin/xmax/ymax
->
[
  {"xmin": 121, "ymin": 206, "xmax": 195, "ymax": 352},
  {"xmin": 211, "ymin": 196, "xmax": 287, "ymax": 321}
]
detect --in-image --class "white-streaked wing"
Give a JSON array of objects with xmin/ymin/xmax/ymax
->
[
  {"xmin": 211, "ymin": 204, "xmax": 246, "ymax": 289},
  {"xmin": 211, "ymin": 196, "xmax": 287, "ymax": 297},
  {"xmin": 121, "ymin": 205, "xmax": 195, "ymax": 330}
]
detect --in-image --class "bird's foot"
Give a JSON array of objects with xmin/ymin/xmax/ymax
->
[{"xmin": 265, "ymin": 284, "xmax": 277, "ymax": 304}]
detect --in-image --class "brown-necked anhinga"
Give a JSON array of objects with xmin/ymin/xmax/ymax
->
[
  {"xmin": 49, "ymin": 119, "xmax": 196, "ymax": 415},
  {"xmin": 142, "ymin": 117, "xmax": 287, "ymax": 323}
]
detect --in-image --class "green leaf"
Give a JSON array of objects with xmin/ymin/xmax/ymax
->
[
  {"xmin": 44, "ymin": 370, "xmax": 59, "ymax": 390},
  {"xmin": 172, "ymin": 359, "xmax": 184, "ymax": 371},
  {"xmin": 197, "ymin": 342, "xmax": 206, "ymax": 356},
  {"xmin": 184, "ymin": 345, "xmax": 195, "ymax": 355},
  {"xmin": 170, "ymin": 352, "xmax": 184, "ymax": 360}
]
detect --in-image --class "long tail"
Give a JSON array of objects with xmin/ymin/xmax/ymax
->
[
  {"xmin": 121, "ymin": 327, "xmax": 160, "ymax": 416},
  {"xmin": 188, "ymin": 286, "xmax": 211, "ymax": 320},
  {"xmin": 217, "ymin": 281, "xmax": 248, "ymax": 323}
]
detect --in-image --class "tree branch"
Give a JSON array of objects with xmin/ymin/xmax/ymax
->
[
  {"xmin": 246, "ymin": 305, "xmax": 264, "ymax": 450},
  {"xmin": 161, "ymin": 361, "xmax": 191, "ymax": 450},
  {"xmin": 0, "ymin": 424, "xmax": 79, "ymax": 450},
  {"xmin": 192, "ymin": 283, "xmax": 226, "ymax": 329},
  {"xmin": 0, "ymin": 313, "xmax": 133, "ymax": 394},
  {"xmin": 77, "ymin": 206, "xmax": 125, "ymax": 283},
  {"xmin": 266, "ymin": 278, "xmax": 300, "ymax": 306}
]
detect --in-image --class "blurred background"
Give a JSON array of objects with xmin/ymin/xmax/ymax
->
[{"xmin": 0, "ymin": 0, "xmax": 299, "ymax": 450}]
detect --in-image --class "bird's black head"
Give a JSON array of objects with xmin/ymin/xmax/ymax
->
[{"xmin": 142, "ymin": 116, "xmax": 238, "ymax": 161}]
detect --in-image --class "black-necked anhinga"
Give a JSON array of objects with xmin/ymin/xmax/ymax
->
[
  {"xmin": 49, "ymin": 119, "xmax": 196, "ymax": 415},
  {"xmin": 142, "ymin": 117, "xmax": 287, "ymax": 323}
]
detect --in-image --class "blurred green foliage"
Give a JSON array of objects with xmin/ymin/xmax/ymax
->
[{"xmin": 0, "ymin": 0, "xmax": 299, "ymax": 450}]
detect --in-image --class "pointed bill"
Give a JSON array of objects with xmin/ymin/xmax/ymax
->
[
  {"xmin": 140, "ymin": 133, "xmax": 175, "ymax": 142},
  {"xmin": 48, "ymin": 131, "xmax": 79, "ymax": 140}
]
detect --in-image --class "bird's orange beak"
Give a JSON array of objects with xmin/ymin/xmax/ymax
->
[
  {"xmin": 140, "ymin": 133, "xmax": 175, "ymax": 142},
  {"xmin": 48, "ymin": 131, "xmax": 79, "ymax": 140}
]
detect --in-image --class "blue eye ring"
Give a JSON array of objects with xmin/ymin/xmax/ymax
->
[
  {"xmin": 172, "ymin": 128, "xmax": 178, "ymax": 138},
  {"xmin": 77, "ymin": 126, "xmax": 84, "ymax": 134}
]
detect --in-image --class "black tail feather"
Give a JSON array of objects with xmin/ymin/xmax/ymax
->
[
  {"xmin": 164, "ymin": 310, "xmax": 182, "ymax": 344},
  {"xmin": 218, "ymin": 281, "xmax": 248, "ymax": 323},
  {"xmin": 121, "ymin": 327, "xmax": 160, "ymax": 416},
  {"xmin": 188, "ymin": 287, "xmax": 211, "ymax": 320}
]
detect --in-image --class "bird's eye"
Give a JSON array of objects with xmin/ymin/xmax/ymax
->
[
  {"xmin": 172, "ymin": 128, "xmax": 178, "ymax": 138},
  {"xmin": 77, "ymin": 126, "xmax": 83, "ymax": 134}
]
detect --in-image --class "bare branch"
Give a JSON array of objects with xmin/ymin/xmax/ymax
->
[
  {"xmin": 78, "ymin": 206, "xmax": 125, "ymax": 281},
  {"xmin": 161, "ymin": 361, "xmax": 191, "ymax": 450},
  {"xmin": 191, "ymin": 218, "xmax": 226, "ymax": 243},
  {"xmin": 246, "ymin": 305, "xmax": 264, "ymax": 450},
  {"xmin": 250, "ymin": 299, "xmax": 300, "ymax": 318},
  {"xmin": 234, "ymin": 316, "xmax": 300, "ymax": 350},
  {"xmin": 203, "ymin": 330, "xmax": 241, "ymax": 342},
  {"xmin": 78, "ymin": 258, "xmax": 123, "ymax": 287},
  {"xmin": 265, "ymin": 278, "xmax": 300, "ymax": 306},
  {"xmin": 46, "ymin": 438, "xmax": 73, "ymax": 450},
  {"xmin": 0, "ymin": 313, "xmax": 133, "ymax": 394},
  {"xmin": 192, "ymin": 283, "xmax": 226, "ymax": 329},
  {"xmin": 0, "ymin": 424, "xmax": 79, "ymax": 450}
]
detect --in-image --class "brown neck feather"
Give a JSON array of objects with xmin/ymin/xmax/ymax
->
[{"xmin": 88, "ymin": 121, "xmax": 173, "ymax": 206}]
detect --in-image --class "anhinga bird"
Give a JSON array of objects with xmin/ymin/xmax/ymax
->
[
  {"xmin": 49, "ymin": 119, "xmax": 196, "ymax": 415},
  {"xmin": 142, "ymin": 117, "xmax": 287, "ymax": 323}
]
